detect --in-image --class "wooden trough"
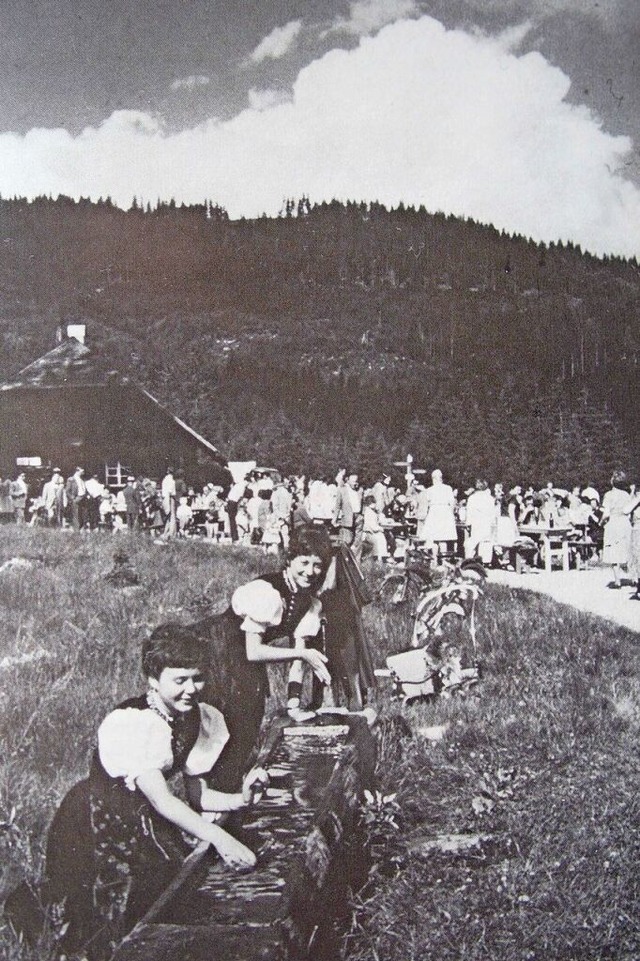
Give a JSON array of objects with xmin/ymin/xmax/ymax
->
[{"xmin": 111, "ymin": 712, "xmax": 376, "ymax": 961}]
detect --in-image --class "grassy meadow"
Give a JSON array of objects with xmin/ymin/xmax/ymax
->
[{"xmin": 0, "ymin": 527, "xmax": 639, "ymax": 960}]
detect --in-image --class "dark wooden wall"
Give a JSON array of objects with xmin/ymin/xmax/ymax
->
[{"xmin": 0, "ymin": 384, "xmax": 229, "ymax": 487}]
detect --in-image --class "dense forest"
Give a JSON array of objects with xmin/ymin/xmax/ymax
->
[{"xmin": 0, "ymin": 194, "xmax": 638, "ymax": 487}]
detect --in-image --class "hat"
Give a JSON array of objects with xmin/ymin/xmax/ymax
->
[
  {"xmin": 52, "ymin": 468, "xmax": 61, "ymax": 474},
  {"xmin": 127, "ymin": 475, "xmax": 135, "ymax": 481}
]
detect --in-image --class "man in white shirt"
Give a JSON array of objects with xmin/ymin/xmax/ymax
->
[
  {"xmin": 226, "ymin": 477, "xmax": 248, "ymax": 543},
  {"xmin": 85, "ymin": 474, "xmax": 106, "ymax": 529}
]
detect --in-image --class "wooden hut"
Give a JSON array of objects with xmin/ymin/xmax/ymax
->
[{"xmin": 0, "ymin": 335, "xmax": 230, "ymax": 488}]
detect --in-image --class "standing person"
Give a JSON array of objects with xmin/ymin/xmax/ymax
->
[
  {"xmin": 41, "ymin": 469, "xmax": 62, "ymax": 526},
  {"xmin": 271, "ymin": 480, "xmax": 293, "ymax": 550},
  {"xmin": 246, "ymin": 489, "xmax": 268, "ymax": 545},
  {"xmin": 371, "ymin": 474, "xmax": 394, "ymax": 514},
  {"xmin": 122, "ymin": 476, "xmax": 142, "ymax": 530},
  {"xmin": 6, "ymin": 626, "xmax": 263, "ymax": 960},
  {"xmin": 86, "ymin": 474, "xmax": 106, "ymax": 530},
  {"xmin": 0, "ymin": 475, "xmax": 13, "ymax": 521},
  {"xmin": 66, "ymin": 467, "xmax": 88, "ymax": 530},
  {"xmin": 601, "ymin": 471, "xmax": 632, "ymax": 589},
  {"xmin": 624, "ymin": 489, "xmax": 640, "ymax": 599},
  {"xmin": 161, "ymin": 467, "xmax": 177, "ymax": 537},
  {"xmin": 10, "ymin": 472, "xmax": 29, "ymax": 524},
  {"xmin": 53, "ymin": 472, "xmax": 67, "ymax": 527},
  {"xmin": 333, "ymin": 472, "xmax": 364, "ymax": 562},
  {"xmin": 361, "ymin": 493, "xmax": 391, "ymax": 562},
  {"xmin": 495, "ymin": 490, "xmax": 519, "ymax": 569},
  {"xmin": 174, "ymin": 469, "xmax": 188, "ymax": 503},
  {"xmin": 416, "ymin": 469, "xmax": 457, "ymax": 562},
  {"xmin": 226, "ymin": 475, "xmax": 248, "ymax": 543},
  {"xmin": 464, "ymin": 480, "xmax": 496, "ymax": 565},
  {"xmin": 191, "ymin": 527, "xmax": 333, "ymax": 790},
  {"xmin": 306, "ymin": 477, "xmax": 334, "ymax": 525}
]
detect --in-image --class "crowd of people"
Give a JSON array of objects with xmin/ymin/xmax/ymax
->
[{"xmin": 2, "ymin": 463, "xmax": 639, "ymax": 595}]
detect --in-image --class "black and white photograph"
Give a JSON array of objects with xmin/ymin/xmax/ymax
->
[{"xmin": 0, "ymin": 1, "xmax": 638, "ymax": 959}]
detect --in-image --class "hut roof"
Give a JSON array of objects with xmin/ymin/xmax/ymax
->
[
  {"xmin": 1, "ymin": 337, "xmax": 118, "ymax": 390},
  {"xmin": 1, "ymin": 337, "xmax": 224, "ymax": 460}
]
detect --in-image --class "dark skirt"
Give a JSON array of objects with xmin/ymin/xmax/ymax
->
[
  {"xmin": 189, "ymin": 608, "xmax": 269, "ymax": 792},
  {"xmin": 44, "ymin": 770, "xmax": 188, "ymax": 959}
]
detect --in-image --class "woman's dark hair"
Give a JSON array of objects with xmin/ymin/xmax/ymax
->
[
  {"xmin": 142, "ymin": 623, "xmax": 207, "ymax": 679},
  {"xmin": 286, "ymin": 525, "xmax": 334, "ymax": 570},
  {"xmin": 611, "ymin": 470, "xmax": 627, "ymax": 488}
]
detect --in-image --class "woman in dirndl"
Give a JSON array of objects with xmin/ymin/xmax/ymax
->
[{"xmin": 7, "ymin": 625, "xmax": 264, "ymax": 960}]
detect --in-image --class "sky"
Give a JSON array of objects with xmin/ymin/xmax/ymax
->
[{"xmin": 0, "ymin": 0, "xmax": 639, "ymax": 257}]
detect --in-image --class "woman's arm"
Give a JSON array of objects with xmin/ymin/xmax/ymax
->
[
  {"xmin": 186, "ymin": 768, "xmax": 269, "ymax": 813},
  {"xmin": 135, "ymin": 768, "xmax": 256, "ymax": 869},
  {"xmin": 245, "ymin": 632, "xmax": 331, "ymax": 684}
]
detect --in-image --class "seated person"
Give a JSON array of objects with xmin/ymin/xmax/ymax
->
[
  {"xmin": 8, "ymin": 625, "xmax": 265, "ymax": 960},
  {"xmin": 519, "ymin": 493, "xmax": 543, "ymax": 526},
  {"xmin": 176, "ymin": 495, "xmax": 194, "ymax": 535}
]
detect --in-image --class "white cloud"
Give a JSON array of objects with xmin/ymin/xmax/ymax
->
[
  {"xmin": 170, "ymin": 75, "xmax": 210, "ymax": 92},
  {"xmin": 328, "ymin": 0, "xmax": 419, "ymax": 36},
  {"xmin": 1, "ymin": 16, "xmax": 639, "ymax": 257},
  {"xmin": 248, "ymin": 88, "xmax": 290, "ymax": 111},
  {"xmin": 249, "ymin": 20, "xmax": 302, "ymax": 63}
]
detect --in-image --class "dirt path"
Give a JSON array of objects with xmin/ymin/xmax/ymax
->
[{"xmin": 489, "ymin": 567, "xmax": 640, "ymax": 634}]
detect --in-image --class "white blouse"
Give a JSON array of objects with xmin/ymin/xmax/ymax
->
[
  {"xmin": 231, "ymin": 578, "xmax": 323, "ymax": 639},
  {"xmin": 98, "ymin": 702, "xmax": 229, "ymax": 791}
]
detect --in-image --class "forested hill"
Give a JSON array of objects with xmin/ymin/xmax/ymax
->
[{"xmin": 0, "ymin": 195, "xmax": 638, "ymax": 486}]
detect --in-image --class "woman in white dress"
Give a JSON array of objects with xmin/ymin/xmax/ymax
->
[
  {"xmin": 416, "ymin": 469, "xmax": 457, "ymax": 561},
  {"xmin": 601, "ymin": 470, "xmax": 632, "ymax": 588}
]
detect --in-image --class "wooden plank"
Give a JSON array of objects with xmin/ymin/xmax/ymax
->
[{"xmin": 112, "ymin": 923, "xmax": 280, "ymax": 961}]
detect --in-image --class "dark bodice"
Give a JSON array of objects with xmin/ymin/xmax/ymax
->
[{"xmin": 256, "ymin": 571, "xmax": 318, "ymax": 643}]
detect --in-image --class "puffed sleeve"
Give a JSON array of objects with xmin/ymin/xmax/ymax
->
[
  {"xmin": 98, "ymin": 708, "xmax": 173, "ymax": 791},
  {"xmin": 293, "ymin": 596, "xmax": 323, "ymax": 640},
  {"xmin": 183, "ymin": 703, "xmax": 230, "ymax": 777},
  {"xmin": 231, "ymin": 579, "xmax": 284, "ymax": 634}
]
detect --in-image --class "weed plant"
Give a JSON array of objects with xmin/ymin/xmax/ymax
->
[{"xmin": 0, "ymin": 528, "xmax": 638, "ymax": 960}]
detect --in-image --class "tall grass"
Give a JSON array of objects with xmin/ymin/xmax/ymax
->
[
  {"xmin": 351, "ymin": 568, "xmax": 640, "ymax": 961},
  {"xmin": 0, "ymin": 528, "xmax": 638, "ymax": 960}
]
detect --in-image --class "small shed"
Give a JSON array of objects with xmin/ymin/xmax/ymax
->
[{"xmin": 0, "ymin": 336, "xmax": 230, "ymax": 488}]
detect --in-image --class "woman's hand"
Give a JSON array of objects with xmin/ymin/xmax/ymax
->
[
  {"xmin": 303, "ymin": 648, "xmax": 331, "ymax": 684},
  {"xmin": 213, "ymin": 831, "xmax": 257, "ymax": 871},
  {"xmin": 242, "ymin": 767, "xmax": 270, "ymax": 805}
]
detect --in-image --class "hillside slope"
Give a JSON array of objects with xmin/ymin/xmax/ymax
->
[{"xmin": 0, "ymin": 197, "xmax": 637, "ymax": 482}]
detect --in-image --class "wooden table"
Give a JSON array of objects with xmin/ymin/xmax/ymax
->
[{"xmin": 518, "ymin": 525, "xmax": 574, "ymax": 572}]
